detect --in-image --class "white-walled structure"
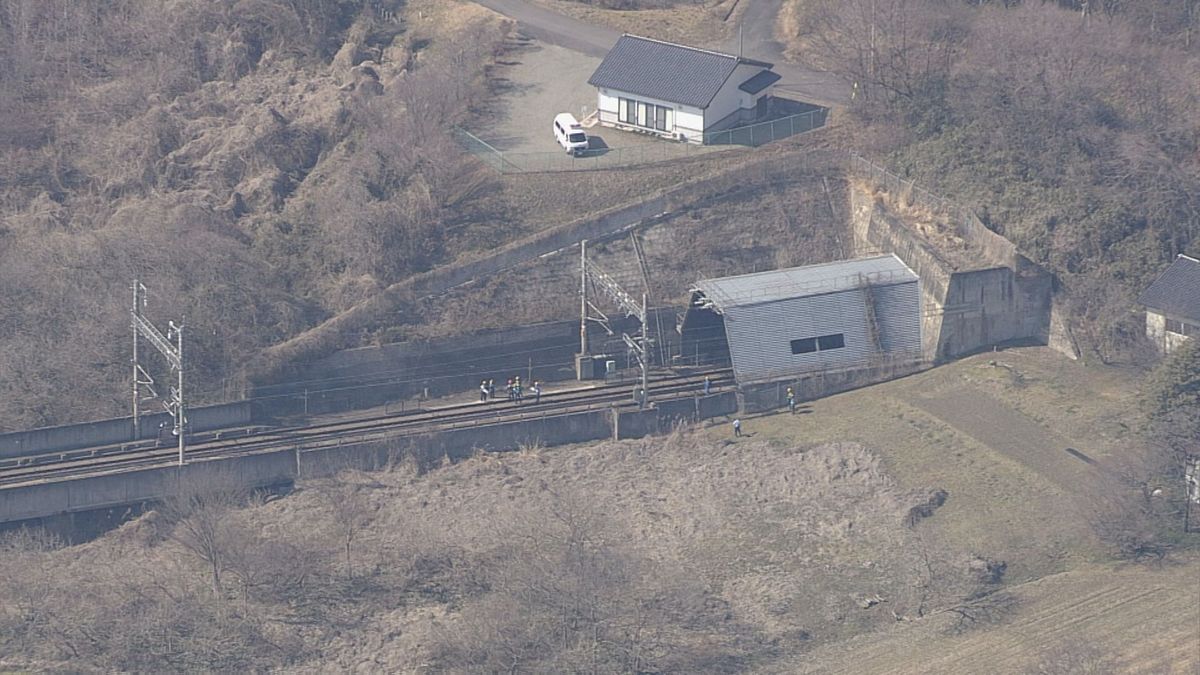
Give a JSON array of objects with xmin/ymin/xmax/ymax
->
[
  {"xmin": 1139, "ymin": 254, "xmax": 1200, "ymax": 353},
  {"xmin": 588, "ymin": 35, "xmax": 779, "ymax": 144}
]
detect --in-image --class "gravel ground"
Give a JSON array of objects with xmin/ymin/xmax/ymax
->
[{"xmin": 474, "ymin": 39, "xmax": 716, "ymax": 158}]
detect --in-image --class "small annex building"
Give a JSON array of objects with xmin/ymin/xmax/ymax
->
[
  {"xmin": 587, "ymin": 34, "xmax": 780, "ymax": 144},
  {"xmin": 1138, "ymin": 254, "xmax": 1200, "ymax": 353},
  {"xmin": 680, "ymin": 255, "xmax": 922, "ymax": 383}
]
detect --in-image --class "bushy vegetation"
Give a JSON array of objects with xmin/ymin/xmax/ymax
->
[
  {"xmin": 791, "ymin": 0, "xmax": 1200, "ymax": 360},
  {"xmin": 0, "ymin": 0, "xmax": 508, "ymax": 429}
]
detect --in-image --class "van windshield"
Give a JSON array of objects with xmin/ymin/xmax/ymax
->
[{"xmin": 568, "ymin": 132, "xmax": 586, "ymax": 143}]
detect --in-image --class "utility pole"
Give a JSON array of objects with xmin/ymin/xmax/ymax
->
[
  {"xmin": 169, "ymin": 320, "xmax": 185, "ymax": 467},
  {"xmin": 131, "ymin": 280, "xmax": 187, "ymax": 465},
  {"xmin": 640, "ymin": 292, "xmax": 649, "ymax": 402},
  {"xmin": 580, "ymin": 239, "xmax": 589, "ymax": 356},
  {"xmin": 132, "ymin": 280, "xmax": 142, "ymax": 437}
]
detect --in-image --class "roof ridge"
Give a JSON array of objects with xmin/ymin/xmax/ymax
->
[
  {"xmin": 697, "ymin": 255, "xmax": 903, "ymax": 285},
  {"xmin": 621, "ymin": 33, "xmax": 739, "ymax": 61},
  {"xmin": 1179, "ymin": 253, "xmax": 1199, "ymax": 263}
]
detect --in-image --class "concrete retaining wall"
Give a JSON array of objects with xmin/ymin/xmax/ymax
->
[
  {"xmin": 0, "ymin": 401, "xmax": 253, "ymax": 460},
  {"xmin": 615, "ymin": 392, "xmax": 738, "ymax": 439},
  {"xmin": 254, "ymin": 308, "xmax": 682, "ymax": 419},
  {"xmin": 850, "ymin": 187, "xmax": 1055, "ymax": 362},
  {"xmin": 739, "ymin": 360, "xmax": 929, "ymax": 413}
]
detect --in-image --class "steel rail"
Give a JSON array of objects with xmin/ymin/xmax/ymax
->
[{"xmin": 0, "ymin": 369, "xmax": 733, "ymax": 487}]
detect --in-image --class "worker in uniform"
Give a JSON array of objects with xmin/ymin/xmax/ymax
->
[
  {"xmin": 703, "ymin": 375, "xmax": 712, "ymax": 395},
  {"xmin": 786, "ymin": 387, "xmax": 796, "ymax": 415},
  {"xmin": 488, "ymin": 379, "xmax": 495, "ymax": 400},
  {"xmin": 506, "ymin": 378, "xmax": 514, "ymax": 401},
  {"xmin": 733, "ymin": 418, "xmax": 742, "ymax": 438},
  {"xmin": 532, "ymin": 381, "xmax": 541, "ymax": 404},
  {"xmin": 514, "ymin": 376, "xmax": 522, "ymax": 404},
  {"xmin": 480, "ymin": 380, "xmax": 489, "ymax": 402}
]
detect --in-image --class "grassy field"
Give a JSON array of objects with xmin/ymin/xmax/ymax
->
[{"xmin": 712, "ymin": 349, "xmax": 1150, "ymax": 583}]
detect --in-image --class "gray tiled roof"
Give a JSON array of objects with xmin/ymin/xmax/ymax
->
[
  {"xmin": 1138, "ymin": 254, "xmax": 1200, "ymax": 322},
  {"xmin": 694, "ymin": 255, "xmax": 918, "ymax": 312},
  {"xmin": 588, "ymin": 34, "xmax": 773, "ymax": 109}
]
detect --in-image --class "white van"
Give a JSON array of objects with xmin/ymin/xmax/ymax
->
[{"xmin": 553, "ymin": 113, "xmax": 589, "ymax": 155}]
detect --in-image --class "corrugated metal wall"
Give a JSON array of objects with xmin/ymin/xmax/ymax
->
[
  {"xmin": 871, "ymin": 282, "xmax": 922, "ymax": 355},
  {"xmin": 722, "ymin": 280, "xmax": 921, "ymax": 383}
]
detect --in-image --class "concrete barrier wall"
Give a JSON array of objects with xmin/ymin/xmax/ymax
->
[
  {"xmin": 739, "ymin": 360, "xmax": 929, "ymax": 414},
  {"xmin": 615, "ymin": 392, "xmax": 738, "ymax": 439},
  {"xmin": 0, "ymin": 448, "xmax": 294, "ymax": 524},
  {"xmin": 1, "ymin": 390, "xmax": 744, "ymax": 526},
  {"xmin": 0, "ymin": 401, "xmax": 253, "ymax": 460}
]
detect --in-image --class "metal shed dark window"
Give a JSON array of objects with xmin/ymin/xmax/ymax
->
[
  {"xmin": 817, "ymin": 333, "xmax": 845, "ymax": 350},
  {"xmin": 790, "ymin": 338, "xmax": 817, "ymax": 354}
]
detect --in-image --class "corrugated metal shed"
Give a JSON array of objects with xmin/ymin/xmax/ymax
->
[
  {"xmin": 694, "ymin": 255, "xmax": 918, "ymax": 311},
  {"xmin": 1138, "ymin": 254, "xmax": 1200, "ymax": 323},
  {"xmin": 690, "ymin": 255, "xmax": 922, "ymax": 383},
  {"xmin": 588, "ymin": 34, "xmax": 773, "ymax": 109}
]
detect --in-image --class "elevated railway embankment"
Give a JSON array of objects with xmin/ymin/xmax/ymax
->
[{"xmin": 0, "ymin": 370, "xmax": 737, "ymax": 531}]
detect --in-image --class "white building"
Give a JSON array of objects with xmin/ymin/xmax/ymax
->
[
  {"xmin": 587, "ymin": 34, "xmax": 780, "ymax": 144},
  {"xmin": 1138, "ymin": 254, "xmax": 1200, "ymax": 353}
]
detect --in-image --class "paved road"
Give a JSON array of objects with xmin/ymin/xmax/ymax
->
[
  {"xmin": 475, "ymin": 0, "xmax": 619, "ymax": 57},
  {"xmin": 476, "ymin": 0, "xmax": 849, "ymax": 105},
  {"xmin": 726, "ymin": 0, "xmax": 848, "ymax": 105}
]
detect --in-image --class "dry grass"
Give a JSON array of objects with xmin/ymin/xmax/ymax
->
[
  {"xmin": 3, "ymin": 346, "xmax": 1193, "ymax": 671},
  {"xmin": 787, "ymin": 556, "xmax": 1200, "ymax": 674}
]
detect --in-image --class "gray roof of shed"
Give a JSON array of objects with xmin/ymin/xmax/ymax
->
[
  {"xmin": 588, "ymin": 34, "xmax": 773, "ymax": 109},
  {"xmin": 1138, "ymin": 254, "xmax": 1200, "ymax": 323},
  {"xmin": 694, "ymin": 255, "xmax": 918, "ymax": 312}
]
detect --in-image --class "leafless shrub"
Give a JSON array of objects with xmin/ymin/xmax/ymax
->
[{"xmin": 157, "ymin": 475, "xmax": 251, "ymax": 595}]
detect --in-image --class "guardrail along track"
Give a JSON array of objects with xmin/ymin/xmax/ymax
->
[{"xmin": 0, "ymin": 369, "xmax": 734, "ymax": 487}]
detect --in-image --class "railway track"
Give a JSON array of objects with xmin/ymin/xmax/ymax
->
[{"xmin": 0, "ymin": 369, "xmax": 734, "ymax": 488}]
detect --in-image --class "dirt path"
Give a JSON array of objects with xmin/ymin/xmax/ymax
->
[
  {"xmin": 910, "ymin": 387, "xmax": 1103, "ymax": 496},
  {"xmin": 789, "ymin": 558, "xmax": 1200, "ymax": 674}
]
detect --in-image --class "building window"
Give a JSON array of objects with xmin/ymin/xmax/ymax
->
[
  {"xmin": 618, "ymin": 97, "xmax": 672, "ymax": 132},
  {"xmin": 1166, "ymin": 318, "xmax": 1198, "ymax": 336},
  {"xmin": 818, "ymin": 333, "xmax": 846, "ymax": 351},
  {"xmin": 790, "ymin": 338, "xmax": 817, "ymax": 354},
  {"xmin": 791, "ymin": 333, "xmax": 846, "ymax": 355}
]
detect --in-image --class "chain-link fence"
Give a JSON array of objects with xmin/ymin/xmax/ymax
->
[
  {"xmin": 704, "ymin": 107, "xmax": 828, "ymax": 147},
  {"xmin": 455, "ymin": 107, "xmax": 829, "ymax": 174}
]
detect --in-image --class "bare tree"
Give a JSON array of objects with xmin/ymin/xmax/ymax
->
[
  {"xmin": 158, "ymin": 476, "xmax": 249, "ymax": 595},
  {"xmin": 316, "ymin": 473, "xmax": 376, "ymax": 579}
]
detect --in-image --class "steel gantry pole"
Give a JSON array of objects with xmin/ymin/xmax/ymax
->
[
  {"xmin": 641, "ymin": 292, "xmax": 649, "ymax": 406},
  {"xmin": 130, "ymin": 280, "xmax": 186, "ymax": 464},
  {"xmin": 171, "ymin": 321, "xmax": 185, "ymax": 466},
  {"xmin": 132, "ymin": 279, "xmax": 141, "ymax": 438},
  {"xmin": 580, "ymin": 239, "xmax": 589, "ymax": 356}
]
